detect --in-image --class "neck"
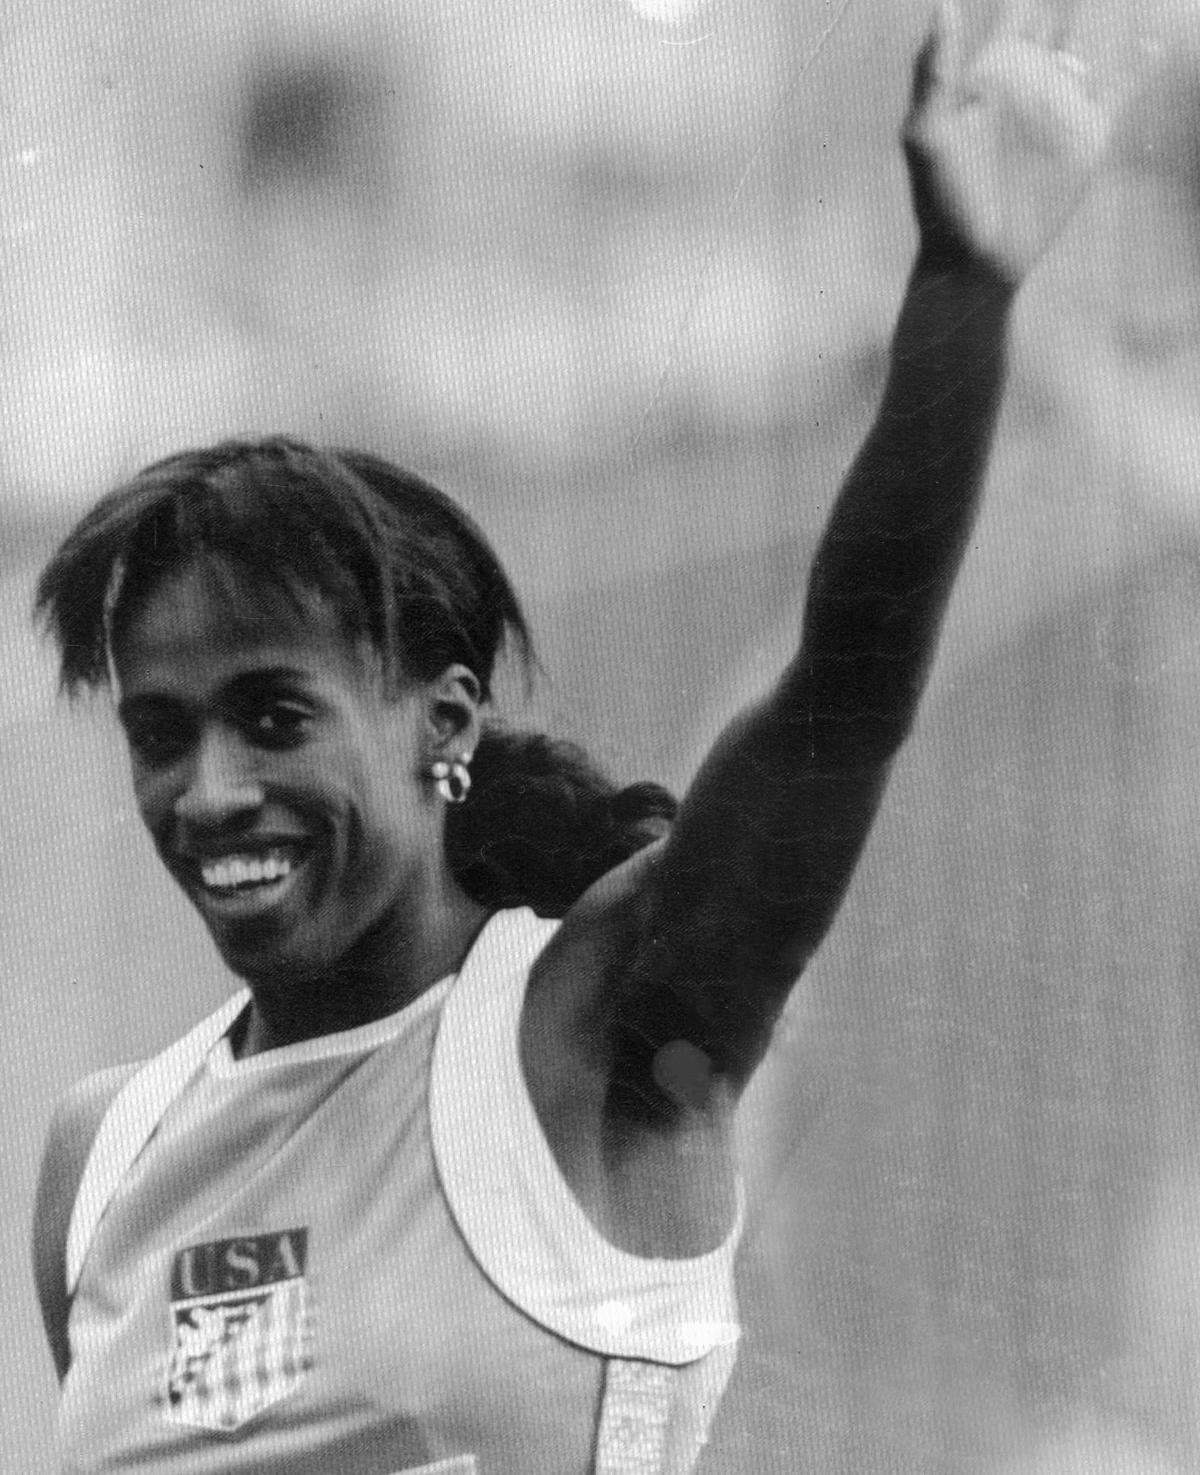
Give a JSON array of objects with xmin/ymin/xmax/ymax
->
[{"xmin": 234, "ymin": 885, "xmax": 491, "ymax": 1057}]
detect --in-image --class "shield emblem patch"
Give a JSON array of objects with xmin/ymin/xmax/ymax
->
[{"xmin": 163, "ymin": 1228, "xmax": 312, "ymax": 1432}]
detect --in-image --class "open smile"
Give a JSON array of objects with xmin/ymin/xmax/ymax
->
[{"xmin": 185, "ymin": 842, "xmax": 313, "ymax": 918}]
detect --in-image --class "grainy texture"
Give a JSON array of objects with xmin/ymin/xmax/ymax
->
[{"xmin": 5, "ymin": 0, "xmax": 1200, "ymax": 1469}]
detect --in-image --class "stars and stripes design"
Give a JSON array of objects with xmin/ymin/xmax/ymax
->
[{"xmin": 162, "ymin": 1229, "xmax": 313, "ymax": 1432}]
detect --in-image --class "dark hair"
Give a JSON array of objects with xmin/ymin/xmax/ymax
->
[{"xmin": 34, "ymin": 436, "xmax": 675, "ymax": 916}]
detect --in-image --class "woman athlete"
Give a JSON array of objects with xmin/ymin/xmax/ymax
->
[{"xmin": 30, "ymin": 6, "xmax": 1138, "ymax": 1473}]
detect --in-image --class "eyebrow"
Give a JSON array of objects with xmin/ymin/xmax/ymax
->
[
  {"xmin": 222, "ymin": 667, "xmax": 315, "ymax": 693},
  {"xmin": 116, "ymin": 666, "xmax": 317, "ymax": 723}
]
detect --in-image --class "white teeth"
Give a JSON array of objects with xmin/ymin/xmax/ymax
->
[{"xmin": 200, "ymin": 850, "xmax": 295, "ymax": 892}]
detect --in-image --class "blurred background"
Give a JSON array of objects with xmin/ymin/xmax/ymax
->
[{"xmin": 7, "ymin": 0, "xmax": 1200, "ymax": 1468}]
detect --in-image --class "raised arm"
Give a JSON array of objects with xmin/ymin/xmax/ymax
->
[{"xmin": 608, "ymin": 1, "xmax": 1138, "ymax": 1106}]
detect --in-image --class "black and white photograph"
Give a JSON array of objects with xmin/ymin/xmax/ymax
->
[{"xmin": 4, "ymin": 0, "xmax": 1200, "ymax": 1470}]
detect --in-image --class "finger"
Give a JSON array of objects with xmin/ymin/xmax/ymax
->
[
  {"xmin": 935, "ymin": 0, "xmax": 967, "ymax": 84},
  {"xmin": 1037, "ymin": 24, "xmax": 1156, "ymax": 122},
  {"xmin": 908, "ymin": 31, "xmax": 938, "ymax": 120},
  {"xmin": 907, "ymin": 0, "xmax": 965, "ymax": 119},
  {"xmin": 1002, "ymin": 0, "xmax": 1077, "ymax": 51},
  {"xmin": 970, "ymin": 35, "xmax": 1096, "ymax": 105},
  {"xmin": 1100, "ymin": 28, "xmax": 1164, "ymax": 115},
  {"xmin": 997, "ymin": 0, "xmax": 1046, "ymax": 45},
  {"xmin": 1047, "ymin": 0, "xmax": 1084, "ymax": 51},
  {"xmin": 970, "ymin": 40, "xmax": 1112, "ymax": 156}
]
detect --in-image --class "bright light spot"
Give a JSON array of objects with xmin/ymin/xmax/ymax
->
[
  {"xmin": 681, "ymin": 1318, "xmax": 741, "ymax": 1348},
  {"xmin": 593, "ymin": 1299, "xmax": 635, "ymax": 1331},
  {"xmin": 16, "ymin": 149, "xmax": 40, "ymax": 168}
]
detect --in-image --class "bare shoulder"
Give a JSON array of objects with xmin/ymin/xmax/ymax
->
[
  {"xmin": 521, "ymin": 840, "xmax": 660, "ymax": 1091},
  {"xmin": 33, "ymin": 1062, "xmax": 140, "ymax": 1380}
]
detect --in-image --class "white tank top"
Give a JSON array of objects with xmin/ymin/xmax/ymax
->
[{"xmin": 59, "ymin": 909, "xmax": 742, "ymax": 1475}]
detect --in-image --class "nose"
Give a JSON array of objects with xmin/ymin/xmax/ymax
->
[{"xmin": 174, "ymin": 728, "xmax": 264, "ymax": 830}]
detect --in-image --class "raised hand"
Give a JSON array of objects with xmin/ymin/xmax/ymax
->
[{"xmin": 904, "ymin": 0, "xmax": 1149, "ymax": 284}]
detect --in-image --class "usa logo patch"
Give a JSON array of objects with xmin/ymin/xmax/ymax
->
[{"xmin": 163, "ymin": 1228, "xmax": 312, "ymax": 1432}]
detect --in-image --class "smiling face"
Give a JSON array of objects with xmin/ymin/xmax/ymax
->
[{"xmin": 113, "ymin": 559, "xmax": 449, "ymax": 989}]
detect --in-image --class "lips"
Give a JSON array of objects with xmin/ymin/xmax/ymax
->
[{"xmin": 178, "ymin": 838, "xmax": 314, "ymax": 917}]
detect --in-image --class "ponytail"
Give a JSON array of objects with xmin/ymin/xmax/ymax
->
[{"xmin": 444, "ymin": 727, "xmax": 676, "ymax": 917}]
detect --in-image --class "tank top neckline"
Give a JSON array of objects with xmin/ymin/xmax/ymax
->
[{"xmin": 207, "ymin": 973, "xmax": 454, "ymax": 1078}]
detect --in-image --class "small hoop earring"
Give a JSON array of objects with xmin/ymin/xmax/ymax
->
[{"xmin": 431, "ymin": 755, "xmax": 472, "ymax": 804}]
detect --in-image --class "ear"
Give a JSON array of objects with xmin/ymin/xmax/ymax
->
[{"xmin": 421, "ymin": 663, "xmax": 484, "ymax": 761}]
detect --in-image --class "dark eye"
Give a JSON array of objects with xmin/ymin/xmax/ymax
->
[
  {"xmin": 124, "ymin": 714, "xmax": 193, "ymax": 769},
  {"xmin": 242, "ymin": 702, "xmax": 312, "ymax": 749}
]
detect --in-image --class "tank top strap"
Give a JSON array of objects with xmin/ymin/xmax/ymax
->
[
  {"xmin": 431, "ymin": 908, "xmax": 742, "ymax": 1368},
  {"xmin": 65, "ymin": 989, "xmax": 252, "ymax": 1295},
  {"xmin": 595, "ymin": 1359, "xmax": 677, "ymax": 1472},
  {"xmin": 593, "ymin": 1342, "xmax": 739, "ymax": 1475}
]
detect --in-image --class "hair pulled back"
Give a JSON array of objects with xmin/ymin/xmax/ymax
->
[{"xmin": 34, "ymin": 436, "xmax": 676, "ymax": 916}]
